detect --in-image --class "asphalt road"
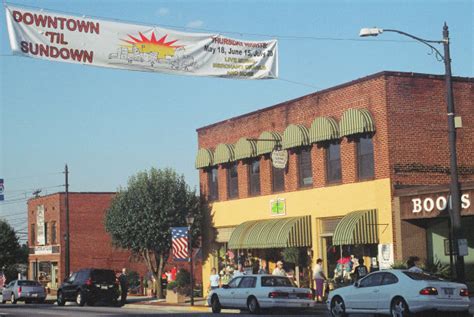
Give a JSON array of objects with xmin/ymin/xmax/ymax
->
[{"xmin": 0, "ymin": 302, "xmax": 332, "ymax": 317}]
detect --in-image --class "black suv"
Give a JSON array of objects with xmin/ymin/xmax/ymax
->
[{"xmin": 57, "ymin": 268, "xmax": 119, "ymax": 306}]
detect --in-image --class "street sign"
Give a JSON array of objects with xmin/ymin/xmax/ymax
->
[
  {"xmin": 0, "ymin": 178, "xmax": 4, "ymax": 201},
  {"xmin": 458, "ymin": 239, "xmax": 468, "ymax": 256},
  {"xmin": 271, "ymin": 150, "xmax": 288, "ymax": 169}
]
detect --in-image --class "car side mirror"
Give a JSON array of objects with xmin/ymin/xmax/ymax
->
[
  {"xmin": 354, "ymin": 281, "xmax": 360, "ymax": 288},
  {"xmin": 222, "ymin": 284, "xmax": 230, "ymax": 289}
]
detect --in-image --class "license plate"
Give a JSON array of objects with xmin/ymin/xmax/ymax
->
[
  {"xmin": 443, "ymin": 288, "xmax": 454, "ymax": 295},
  {"xmin": 101, "ymin": 285, "xmax": 108, "ymax": 290}
]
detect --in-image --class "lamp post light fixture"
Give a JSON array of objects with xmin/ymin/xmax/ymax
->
[
  {"xmin": 185, "ymin": 214, "xmax": 195, "ymax": 306},
  {"xmin": 360, "ymin": 24, "xmax": 465, "ymax": 282}
]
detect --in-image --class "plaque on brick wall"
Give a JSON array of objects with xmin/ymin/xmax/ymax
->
[{"xmin": 271, "ymin": 150, "xmax": 288, "ymax": 169}]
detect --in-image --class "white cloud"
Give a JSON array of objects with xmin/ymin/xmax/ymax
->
[
  {"xmin": 156, "ymin": 8, "xmax": 169, "ymax": 16},
  {"xmin": 186, "ymin": 20, "xmax": 204, "ymax": 28}
]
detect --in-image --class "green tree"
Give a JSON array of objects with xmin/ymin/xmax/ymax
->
[
  {"xmin": 0, "ymin": 220, "xmax": 20, "ymax": 271},
  {"xmin": 105, "ymin": 168, "xmax": 203, "ymax": 298}
]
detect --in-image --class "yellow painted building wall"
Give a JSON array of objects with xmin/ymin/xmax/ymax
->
[{"xmin": 202, "ymin": 178, "xmax": 393, "ymax": 295}]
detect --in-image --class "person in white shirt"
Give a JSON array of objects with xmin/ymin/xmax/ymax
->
[
  {"xmin": 313, "ymin": 258, "xmax": 327, "ymax": 303},
  {"xmin": 407, "ymin": 256, "xmax": 423, "ymax": 273},
  {"xmin": 272, "ymin": 261, "xmax": 287, "ymax": 276},
  {"xmin": 209, "ymin": 268, "xmax": 220, "ymax": 290},
  {"xmin": 233, "ymin": 263, "xmax": 246, "ymax": 277}
]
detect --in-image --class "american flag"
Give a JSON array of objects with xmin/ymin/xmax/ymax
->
[{"xmin": 171, "ymin": 227, "xmax": 189, "ymax": 261}]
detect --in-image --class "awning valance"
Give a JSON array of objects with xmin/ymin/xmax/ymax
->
[
  {"xmin": 228, "ymin": 216, "xmax": 312, "ymax": 249},
  {"xmin": 282, "ymin": 124, "xmax": 310, "ymax": 150},
  {"xmin": 234, "ymin": 137, "xmax": 257, "ymax": 160},
  {"xmin": 339, "ymin": 108, "xmax": 376, "ymax": 137},
  {"xmin": 309, "ymin": 117, "xmax": 339, "ymax": 143},
  {"xmin": 332, "ymin": 209, "xmax": 378, "ymax": 246},
  {"xmin": 195, "ymin": 148, "xmax": 214, "ymax": 169},
  {"xmin": 214, "ymin": 143, "xmax": 235, "ymax": 164},
  {"xmin": 256, "ymin": 131, "xmax": 282, "ymax": 155}
]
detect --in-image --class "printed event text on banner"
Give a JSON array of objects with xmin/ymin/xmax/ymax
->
[{"xmin": 5, "ymin": 5, "xmax": 278, "ymax": 79}]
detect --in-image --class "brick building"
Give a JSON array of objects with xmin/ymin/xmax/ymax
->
[
  {"xmin": 27, "ymin": 192, "xmax": 146, "ymax": 289},
  {"xmin": 194, "ymin": 71, "xmax": 474, "ymax": 293}
]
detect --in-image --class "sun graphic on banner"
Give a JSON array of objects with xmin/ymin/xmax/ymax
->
[{"xmin": 122, "ymin": 32, "xmax": 183, "ymax": 59}]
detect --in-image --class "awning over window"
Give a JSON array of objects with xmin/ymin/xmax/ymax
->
[
  {"xmin": 332, "ymin": 209, "xmax": 378, "ymax": 246},
  {"xmin": 214, "ymin": 143, "xmax": 235, "ymax": 164},
  {"xmin": 282, "ymin": 124, "xmax": 310, "ymax": 150},
  {"xmin": 195, "ymin": 148, "xmax": 214, "ymax": 169},
  {"xmin": 234, "ymin": 137, "xmax": 257, "ymax": 160},
  {"xmin": 228, "ymin": 216, "xmax": 312, "ymax": 249},
  {"xmin": 309, "ymin": 117, "xmax": 339, "ymax": 143},
  {"xmin": 256, "ymin": 131, "xmax": 282, "ymax": 155},
  {"xmin": 339, "ymin": 108, "xmax": 376, "ymax": 137}
]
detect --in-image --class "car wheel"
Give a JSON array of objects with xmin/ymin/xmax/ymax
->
[
  {"xmin": 57, "ymin": 291, "xmax": 66, "ymax": 306},
  {"xmin": 390, "ymin": 296, "xmax": 410, "ymax": 317},
  {"xmin": 76, "ymin": 290, "xmax": 86, "ymax": 306},
  {"xmin": 211, "ymin": 295, "xmax": 221, "ymax": 313},
  {"xmin": 247, "ymin": 296, "xmax": 260, "ymax": 314},
  {"xmin": 11, "ymin": 293, "xmax": 17, "ymax": 304},
  {"xmin": 38, "ymin": 298, "xmax": 45, "ymax": 304},
  {"xmin": 330, "ymin": 296, "xmax": 347, "ymax": 317}
]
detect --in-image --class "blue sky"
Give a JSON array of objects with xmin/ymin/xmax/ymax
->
[{"xmin": 1, "ymin": 0, "xmax": 473, "ymax": 235}]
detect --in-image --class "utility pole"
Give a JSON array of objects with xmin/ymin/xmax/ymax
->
[{"xmin": 64, "ymin": 164, "xmax": 70, "ymax": 279}]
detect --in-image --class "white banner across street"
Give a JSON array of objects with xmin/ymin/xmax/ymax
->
[{"xmin": 5, "ymin": 5, "xmax": 278, "ymax": 79}]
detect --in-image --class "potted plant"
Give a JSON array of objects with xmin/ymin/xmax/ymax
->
[{"xmin": 166, "ymin": 269, "xmax": 190, "ymax": 304}]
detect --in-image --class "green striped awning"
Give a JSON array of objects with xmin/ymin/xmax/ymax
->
[
  {"xmin": 228, "ymin": 216, "xmax": 312, "ymax": 249},
  {"xmin": 282, "ymin": 124, "xmax": 310, "ymax": 150},
  {"xmin": 256, "ymin": 131, "xmax": 282, "ymax": 155},
  {"xmin": 234, "ymin": 137, "xmax": 257, "ymax": 160},
  {"xmin": 332, "ymin": 209, "xmax": 378, "ymax": 246},
  {"xmin": 339, "ymin": 108, "xmax": 376, "ymax": 137},
  {"xmin": 214, "ymin": 143, "xmax": 235, "ymax": 164},
  {"xmin": 195, "ymin": 148, "xmax": 214, "ymax": 169},
  {"xmin": 309, "ymin": 117, "xmax": 339, "ymax": 143}
]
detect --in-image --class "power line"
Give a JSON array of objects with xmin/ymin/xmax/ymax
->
[{"xmin": 3, "ymin": 172, "xmax": 62, "ymax": 182}]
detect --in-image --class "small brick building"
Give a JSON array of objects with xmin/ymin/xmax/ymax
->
[
  {"xmin": 27, "ymin": 192, "xmax": 146, "ymax": 289},
  {"xmin": 195, "ymin": 71, "xmax": 474, "ymax": 292}
]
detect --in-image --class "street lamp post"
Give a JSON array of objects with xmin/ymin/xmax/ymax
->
[
  {"xmin": 185, "ymin": 214, "xmax": 195, "ymax": 306},
  {"xmin": 360, "ymin": 24, "xmax": 465, "ymax": 282}
]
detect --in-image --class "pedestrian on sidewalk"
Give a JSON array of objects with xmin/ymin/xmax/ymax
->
[
  {"xmin": 353, "ymin": 258, "xmax": 368, "ymax": 281},
  {"xmin": 119, "ymin": 268, "xmax": 129, "ymax": 306},
  {"xmin": 313, "ymin": 258, "xmax": 327, "ymax": 303},
  {"xmin": 209, "ymin": 268, "xmax": 220, "ymax": 291},
  {"xmin": 272, "ymin": 261, "xmax": 287, "ymax": 276}
]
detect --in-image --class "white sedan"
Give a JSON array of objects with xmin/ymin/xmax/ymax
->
[
  {"xmin": 327, "ymin": 269, "xmax": 470, "ymax": 317},
  {"xmin": 207, "ymin": 274, "xmax": 315, "ymax": 314}
]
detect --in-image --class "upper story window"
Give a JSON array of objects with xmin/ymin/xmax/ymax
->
[
  {"xmin": 44, "ymin": 222, "xmax": 48, "ymax": 245},
  {"xmin": 31, "ymin": 223, "xmax": 35, "ymax": 246},
  {"xmin": 227, "ymin": 162, "xmax": 239, "ymax": 199},
  {"xmin": 298, "ymin": 148, "xmax": 313, "ymax": 187},
  {"xmin": 51, "ymin": 221, "xmax": 57, "ymax": 244},
  {"xmin": 207, "ymin": 167, "xmax": 219, "ymax": 201},
  {"xmin": 326, "ymin": 143, "xmax": 342, "ymax": 183},
  {"xmin": 357, "ymin": 136, "xmax": 374, "ymax": 179},
  {"xmin": 249, "ymin": 160, "xmax": 261, "ymax": 196},
  {"xmin": 272, "ymin": 165, "xmax": 285, "ymax": 193}
]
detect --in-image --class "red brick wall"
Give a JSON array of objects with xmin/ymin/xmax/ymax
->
[{"xmin": 386, "ymin": 75, "xmax": 474, "ymax": 186}]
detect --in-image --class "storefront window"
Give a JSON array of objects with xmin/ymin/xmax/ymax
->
[
  {"xmin": 357, "ymin": 136, "xmax": 374, "ymax": 179},
  {"xmin": 272, "ymin": 165, "xmax": 285, "ymax": 193},
  {"xmin": 227, "ymin": 163, "xmax": 239, "ymax": 199},
  {"xmin": 326, "ymin": 143, "xmax": 341, "ymax": 183},
  {"xmin": 249, "ymin": 160, "xmax": 260, "ymax": 196},
  {"xmin": 207, "ymin": 167, "xmax": 219, "ymax": 201},
  {"xmin": 298, "ymin": 148, "xmax": 313, "ymax": 187}
]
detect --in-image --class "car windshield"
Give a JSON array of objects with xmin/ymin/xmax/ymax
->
[
  {"xmin": 403, "ymin": 271, "xmax": 444, "ymax": 281},
  {"xmin": 18, "ymin": 280, "xmax": 41, "ymax": 286},
  {"xmin": 91, "ymin": 270, "xmax": 116, "ymax": 283},
  {"xmin": 261, "ymin": 276, "xmax": 293, "ymax": 287}
]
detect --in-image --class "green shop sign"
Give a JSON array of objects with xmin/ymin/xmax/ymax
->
[{"xmin": 270, "ymin": 198, "xmax": 286, "ymax": 216}]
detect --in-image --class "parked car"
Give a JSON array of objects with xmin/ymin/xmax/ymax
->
[
  {"xmin": 57, "ymin": 268, "xmax": 119, "ymax": 306},
  {"xmin": 1, "ymin": 280, "xmax": 46, "ymax": 304},
  {"xmin": 207, "ymin": 274, "xmax": 314, "ymax": 314},
  {"xmin": 327, "ymin": 269, "xmax": 470, "ymax": 317}
]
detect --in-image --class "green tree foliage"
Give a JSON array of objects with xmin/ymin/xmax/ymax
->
[
  {"xmin": 105, "ymin": 168, "xmax": 203, "ymax": 298},
  {"xmin": 0, "ymin": 220, "xmax": 20, "ymax": 270}
]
